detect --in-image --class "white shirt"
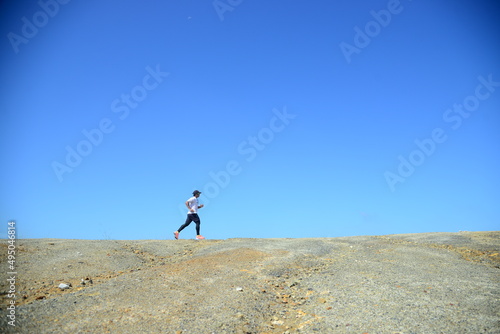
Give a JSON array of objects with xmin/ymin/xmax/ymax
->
[{"xmin": 186, "ymin": 196, "xmax": 199, "ymax": 214}]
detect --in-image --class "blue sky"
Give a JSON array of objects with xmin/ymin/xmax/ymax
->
[{"xmin": 1, "ymin": 0, "xmax": 499, "ymax": 240}]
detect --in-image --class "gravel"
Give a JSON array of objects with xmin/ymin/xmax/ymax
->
[{"xmin": 1, "ymin": 231, "xmax": 498, "ymax": 333}]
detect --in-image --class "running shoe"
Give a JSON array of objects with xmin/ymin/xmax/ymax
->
[
  {"xmin": 196, "ymin": 235, "xmax": 205, "ymax": 240},
  {"xmin": 173, "ymin": 231, "xmax": 179, "ymax": 240}
]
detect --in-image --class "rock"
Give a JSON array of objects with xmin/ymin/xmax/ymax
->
[
  {"xmin": 80, "ymin": 278, "xmax": 93, "ymax": 285},
  {"xmin": 8, "ymin": 232, "xmax": 500, "ymax": 333},
  {"xmin": 58, "ymin": 283, "xmax": 71, "ymax": 290}
]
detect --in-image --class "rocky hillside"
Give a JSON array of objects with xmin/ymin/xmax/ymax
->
[{"xmin": 1, "ymin": 231, "xmax": 499, "ymax": 333}]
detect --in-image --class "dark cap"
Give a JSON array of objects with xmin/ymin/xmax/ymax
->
[{"xmin": 193, "ymin": 190, "xmax": 202, "ymax": 195}]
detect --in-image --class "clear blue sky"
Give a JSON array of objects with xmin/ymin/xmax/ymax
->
[{"xmin": 1, "ymin": 0, "xmax": 499, "ymax": 240}]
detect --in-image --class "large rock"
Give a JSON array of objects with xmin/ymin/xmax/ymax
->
[{"xmin": 0, "ymin": 231, "xmax": 498, "ymax": 333}]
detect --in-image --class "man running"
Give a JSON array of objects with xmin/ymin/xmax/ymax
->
[{"xmin": 174, "ymin": 190, "xmax": 205, "ymax": 240}]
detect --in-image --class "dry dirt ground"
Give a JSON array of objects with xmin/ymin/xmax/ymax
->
[{"xmin": 1, "ymin": 231, "xmax": 499, "ymax": 333}]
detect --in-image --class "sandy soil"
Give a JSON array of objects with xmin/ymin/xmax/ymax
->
[{"xmin": 1, "ymin": 231, "xmax": 498, "ymax": 333}]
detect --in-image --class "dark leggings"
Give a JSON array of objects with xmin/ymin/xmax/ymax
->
[{"xmin": 178, "ymin": 214, "xmax": 201, "ymax": 235}]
